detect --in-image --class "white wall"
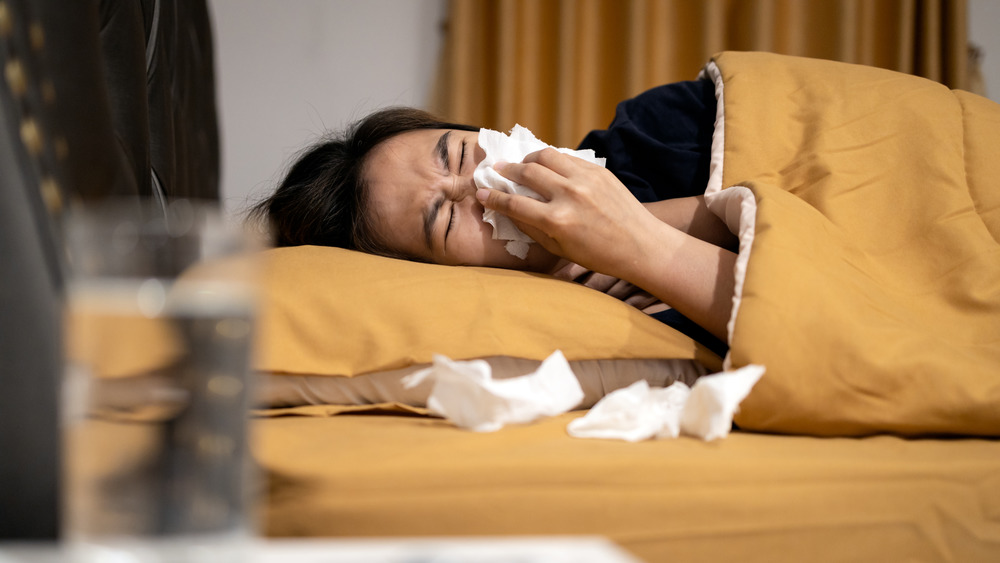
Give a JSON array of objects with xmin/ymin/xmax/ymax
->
[
  {"xmin": 969, "ymin": 0, "xmax": 1000, "ymax": 102},
  {"xmin": 209, "ymin": 0, "xmax": 447, "ymax": 216}
]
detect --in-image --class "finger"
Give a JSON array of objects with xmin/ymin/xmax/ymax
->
[
  {"xmin": 493, "ymin": 160, "xmax": 565, "ymax": 199},
  {"xmin": 520, "ymin": 147, "xmax": 591, "ymax": 176},
  {"xmin": 549, "ymin": 261, "xmax": 590, "ymax": 282},
  {"xmin": 476, "ymin": 187, "xmax": 548, "ymax": 226},
  {"xmin": 574, "ymin": 271, "xmax": 619, "ymax": 293},
  {"xmin": 524, "ymin": 147, "xmax": 608, "ymax": 179},
  {"xmin": 626, "ymin": 292, "xmax": 660, "ymax": 310},
  {"xmin": 476, "ymin": 188, "xmax": 565, "ymax": 257},
  {"xmin": 509, "ymin": 217, "xmax": 557, "ymax": 252},
  {"xmin": 607, "ymin": 279, "xmax": 638, "ymax": 299}
]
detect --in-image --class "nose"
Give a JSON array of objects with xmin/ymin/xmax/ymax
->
[
  {"xmin": 464, "ymin": 174, "xmax": 479, "ymax": 195},
  {"xmin": 450, "ymin": 174, "xmax": 479, "ymax": 200},
  {"xmin": 449, "ymin": 176, "xmax": 484, "ymax": 217}
]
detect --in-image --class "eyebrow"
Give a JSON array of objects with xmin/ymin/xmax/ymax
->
[
  {"xmin": 435, "ymin": 131, "xmax": 451, "ymax": 172},
  {"xmin": 423, "ymin": 131, "xmax": 452, "ymax": 251}
]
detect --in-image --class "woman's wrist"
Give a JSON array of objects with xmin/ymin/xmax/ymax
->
[{"xmin": 619, "ymin": 220, "xmax": 736, "ymax": 342}]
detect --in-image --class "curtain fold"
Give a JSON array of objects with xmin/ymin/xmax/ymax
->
[{"xmin": 431, "ymin": 0, "xmax": 969, "ymax": 148}]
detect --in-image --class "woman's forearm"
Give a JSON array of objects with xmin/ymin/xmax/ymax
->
[
  {"xmin": 643, "ymin": 196, "xmax": 738, "ymax": 251},
  {"xmin": 620, "ymin": 219, "xmax": 737, "ymax": 343}
]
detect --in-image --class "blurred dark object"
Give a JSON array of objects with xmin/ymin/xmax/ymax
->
[{"xmin": 0, "ymin": 0, "xmax": 219, "ymax": 540}]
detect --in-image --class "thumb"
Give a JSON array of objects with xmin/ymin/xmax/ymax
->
[
  {"xmin": 476, "ymin": 188, "xmax": 541, "ymax": 224},
  {"xmin": 476, "ymin": 187, "xmax": 508, "ymax": 211},
  {"xmin": 477, "ymin": 188, "xmax": 560, "ymax": 254}
]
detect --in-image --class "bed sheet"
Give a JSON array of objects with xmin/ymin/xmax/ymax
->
[{"xmin": 255, "ymin": 412, "xmax": 1000, "ymax": 562}]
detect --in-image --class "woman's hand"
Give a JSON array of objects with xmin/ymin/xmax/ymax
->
[
  {"xmin": 475, "ymin": 148, "xmax": 666, "ymax": 282},
  {"xmin": 476, "ymin": 148, "xmax": 738, "ymax": 342}
]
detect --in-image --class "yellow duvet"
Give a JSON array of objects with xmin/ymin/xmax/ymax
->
[{"xmin": 702, "ymin": 52, "xmax": 1000, "ymax": 436}]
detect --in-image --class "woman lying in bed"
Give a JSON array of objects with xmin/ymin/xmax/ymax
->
[{"xmin": 250, "ymin": 82, "xmax": 736, "ymax": 349}]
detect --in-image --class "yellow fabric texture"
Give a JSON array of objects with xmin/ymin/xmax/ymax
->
[
  {"xmin": 713, "ymin": 52, "xmax": 1000, "ymax": 436},
  {"xmin": 65, "ymin": 310, "xmax": 182, "ymax": 379},
  {"xmin": 253, "ymin": 245, "xmax": 720, "ymax": 378},
  {"xmin": 256, "ymin": 412, "xmax": 1000, "ymax": 561}
]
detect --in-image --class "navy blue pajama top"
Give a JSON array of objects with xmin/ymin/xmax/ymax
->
[{"xmin": 577, "ymin": 78, "xmax": 728, "ymax": 357}]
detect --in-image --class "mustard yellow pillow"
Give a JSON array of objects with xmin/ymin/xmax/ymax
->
[{"xmin": 254, "ymin": 246, "xmax": 721, "ymax": 379}]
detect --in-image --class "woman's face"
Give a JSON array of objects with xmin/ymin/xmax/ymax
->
[{"xmin": 364, "ymin": 128, "xmax": 559, "ymax": 272}]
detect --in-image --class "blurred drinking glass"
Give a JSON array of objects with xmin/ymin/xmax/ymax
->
[{"xmin": 62, "ymin": 199, "xmax": 261, "ymax": 563}]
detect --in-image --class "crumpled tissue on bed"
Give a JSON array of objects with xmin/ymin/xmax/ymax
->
[
  {"xmin": 401, "ymin": 350, "xmax": 584, "ymax": 432},
  {"xmin": 402, "ymin": 350, "xmax": 763, "ymax": 440},
  {"xmin": 567, "ymin": 364, "xmax": 765, "ymax": 441},
  {"xmin": 474, "ymin": 125, "xmax": 606, "ymax": 259}
]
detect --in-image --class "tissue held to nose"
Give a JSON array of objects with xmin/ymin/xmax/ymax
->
[{"xmin": 473, "ymin": 125, "xmax": 606, "ymax": 259}]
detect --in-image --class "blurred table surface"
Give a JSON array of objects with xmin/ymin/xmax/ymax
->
[{"xmin": 0, "ymin": 536, "xmax": 644, "ymax": 562}]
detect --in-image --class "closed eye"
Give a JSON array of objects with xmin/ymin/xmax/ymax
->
[
  {"xmin": 459, "ymin": 140, "xmax": 466, "ymax": 173},
  {"xmin": 445, "ymin": 203, "xmax": 456, "ymax": 242}
]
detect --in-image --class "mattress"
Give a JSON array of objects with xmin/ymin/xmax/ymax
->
[{"xmin": 255, "ymin": 412, "xmax": 1000, "ymax": 562}]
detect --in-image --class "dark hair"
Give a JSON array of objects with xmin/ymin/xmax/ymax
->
[{"xmin": 248, "ymin": 107, "xmax": 479, "ymax": 259}]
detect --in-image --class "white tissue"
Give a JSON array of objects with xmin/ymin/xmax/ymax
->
[
  {"xmin": 567, "ymin": 364, "xmax": 765, "ymax": 441},
  {"xmin": 474, "ymin": 125, "xmax": 606, "ymax": 259},
  {"xmin": 401, "ymin": 350, "xmax": 584, "ymax": 432},
  {"xmin": 563, "ymin": 380, "xmax": 691, "ymax": 442}
]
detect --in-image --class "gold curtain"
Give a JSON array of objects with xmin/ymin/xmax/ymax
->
[{"xmin": 431, "ymin": 0, "xmax": 969, "ymax": 148}]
